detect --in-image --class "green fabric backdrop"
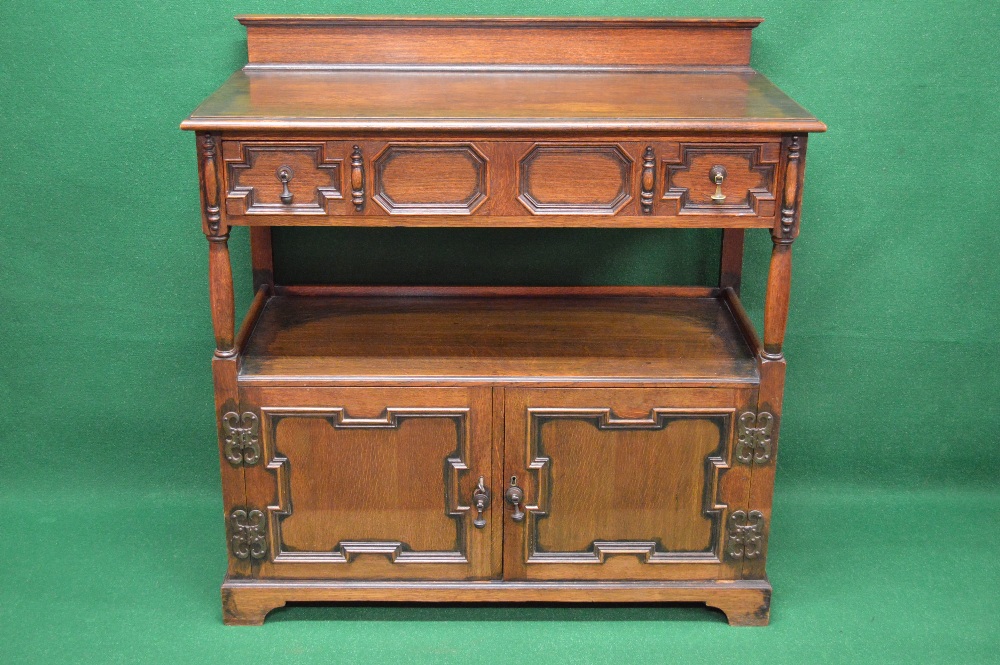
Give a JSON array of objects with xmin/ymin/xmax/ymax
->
[{"xmin": 2, "ymin": 1, "xmax": 998, "ymax": 662}]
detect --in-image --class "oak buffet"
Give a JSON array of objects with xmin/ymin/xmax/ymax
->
[{"xmin": 181, "ymin": 15, "xmax": 825, "ymax": 626}]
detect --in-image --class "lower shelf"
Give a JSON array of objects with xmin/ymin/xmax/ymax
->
[
  {"xmin": 221, "ymin": 577, "xmax": 772, "ymax": 627},
  {"xmin": 239, "ymin": 290, "xmax": 760, "ymax": 384}
]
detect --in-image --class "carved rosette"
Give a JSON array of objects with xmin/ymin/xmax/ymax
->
[
  {"xmin": 230, "ymin": 508, "xmax": 268, "ymax": 560},
  {"xmin": 735, "ymin": 411, "xmax": 773, "ymax": 464},
  {"xmin": 726, "ymin": 510, "xmax": 764, "ymax": 560},
  {"xmin": 223, "ymin": 411, "xmax": 261, "ymax": 466}
]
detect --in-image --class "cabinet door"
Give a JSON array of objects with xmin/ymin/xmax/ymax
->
[
  {"xmin": 240, "ymin": 387, "xmax": 495, "ymax": 579},
  {"xmin": 503, "ymin": 388, "xmax": 754, "ymax": 581}
]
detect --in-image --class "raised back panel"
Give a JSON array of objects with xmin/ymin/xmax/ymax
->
[{"xmin": 239, "ymin": 16, "xmax": 762, "ymax": 67}]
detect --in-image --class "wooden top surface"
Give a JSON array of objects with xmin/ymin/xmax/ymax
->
[
  {"xmin": 182, "ymin": 68, "xmax": 824, "ymax": 133},
  {"xmin": 181, "ymin": 15, "xmax": 824, "ymax": 133},
  {"xmin": 240, "ymin": 295, "xmax": 759, "ymax": 384}
]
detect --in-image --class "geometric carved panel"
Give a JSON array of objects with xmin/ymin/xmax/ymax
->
[
  {"xmin": 662, "ymin": 143, "xmax": 777, "ymax": 216},
  {"xmin": 518, "ymin": 144, "xmax": 632, "ymax": 215},
  {"xmin": 373, "ymin": 144, "xmax": 488, "ymax": 215},
  {"xmin": 225, "ymin": 142, "xmax": 342, "ymax": 215},
  {"xmin": 523, "ymin": 408, "xmax": 731, "ymax": 565},
  {"xmin": 260, "ymin": 407, "xmax": 472, "ymax": 565}
]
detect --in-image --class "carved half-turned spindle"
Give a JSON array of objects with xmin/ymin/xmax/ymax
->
[
  {"xmin": 640, "ymin": 146, "xmax": 655, "ymax": 214},
  {"xmin": 778, "ymin": 136, "xmax": 803, "ymax": 240},
  {"xmin": 199, "ymin": 134, "xmax": 222, "ymax": 236},
  {"xmin": 351, "ymin": 145, "xmax": 365, "ymax": 211}
]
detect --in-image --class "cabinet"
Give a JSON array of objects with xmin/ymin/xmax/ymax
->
[{"xmin": 182, "ymin": 15, "xmax": 824, "ymax": 626}]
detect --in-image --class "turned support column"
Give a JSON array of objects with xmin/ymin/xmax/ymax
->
[
  {"xmin": 719, "ymin": 229, "xmax": 745, "ymax": 294},
  {"xmin": 762, "ymin": 134, "xmax": 806, "ymax": 361},
  {"xmin": 199, "ymin": 133, "xmax": 236, "ymax": 359},
  {"xmin": 208, "ymin": 235, "xmax": 236, "ymax": 358}
]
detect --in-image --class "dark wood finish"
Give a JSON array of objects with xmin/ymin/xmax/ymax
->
[
  {"xmin": 249, "ymin": 227, "xmax": 274, "ymax": 290},
  {"xmin": 239, "ymin": 295, "xmax": 759, "ymax": 386},
  {"xmin": 224, "ymin": 141, "xmax": 345, "ymax": 216},
  {"xmin": 502, "ymin": 387, "xmax": 753, "ymax": 581},
  {"xmin": 719, "ymin": 229, "xmax": 745, "ymax": 292},
  {"xmin": 182, "ymin": 15, "xmax": 822, "ymax": 626},
  {"xmin": 182, "ymin": 70, "xmax": 825, "ymax": 133},
  {"xmin": 238, "ymin": 16, "xmax": 762, "ymax": 67},
  {"xmin": 518, "ymin": 143, "xmax": 632, "ymax": 215},
  {"xmin": 221, "ymin": 578, "xmax": 771, "ymax": 626},
  {"xmin": 216, "ymin": 137, "xmax": 790, "ymax": 228},
  {"xmin": 662, "ymin": 142, "xmax": 778, "ymax": 216},
  {"xmin": 373, "ymin": 143, "xmax": 488, "ymax": 215},
  {"xmin": 240, "ymin": 387, "xmax": 494, "ymax": 580}
]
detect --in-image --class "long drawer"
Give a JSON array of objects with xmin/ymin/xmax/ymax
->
[{"xmin": 219, "ymin": 136, "xmax": 783, "ymax": 226}]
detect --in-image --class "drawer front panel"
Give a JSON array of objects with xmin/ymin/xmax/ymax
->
[
  {"xmin": 503, "ymin": 387, "xmax": 756, "ymax": 581},
  {"xmin": 518, "ymin": 144, "xmax": 632, "ymax": 215},
  {"xmin": 661, "ymin": 142, "xmax": 779, "ymax": 216},
  {"xmin": 239, "ymin": 386, "xmax": 495, "ymax": 580},
  {"xmin": 373, "ymin": 143, "xmax": 488, "ymax": 214},
  {"xmin": 221, "ymin": 137, "xmax": 781, "ymax": 226},
  {"xmin": 223, "ymin": 141, "xmax": 351, "ymax": 216}
]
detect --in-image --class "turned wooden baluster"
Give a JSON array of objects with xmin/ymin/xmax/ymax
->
[
  {"xmin": 198, "ymin": 134, "xmax": 236, "ymax": 359},
  {"xmin": 763, "ymin": 134, "xmax": 806, "ymax": 362}
]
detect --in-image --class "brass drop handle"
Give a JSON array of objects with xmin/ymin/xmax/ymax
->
[
  {"xmin": 276, "ymin": 166, "xmax": 294, "ymax": 204},
  {"xmin": 710, "ymin": 165, "xmax": 727, "ymax": 203},
  {"xmin": 472, "ymin": 476, "xmax": 490, "ymax": 529},
  {"xmin": 505, "ymin": 476, "xmax": 525, "ymax": 522}
]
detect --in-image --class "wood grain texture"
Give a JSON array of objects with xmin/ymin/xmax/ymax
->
[
  {"xmin": 221, "ymin": 577, "xmax": 771, "ymax": 625},
  {"xmin": 662, "ymin": 142, "xmax": 778, "ymax": 216},
  {"xmin": 503, "ymin": 387, "xmax": 754, "ymax": 581},
  {"xmin": 373, "ymin": 143, "xmax": 488, "ymax": 215},
  {"xmin": 182, "ymin": 69, "xmax": 825, "ymax": 133},
  {"xmin": 215, "ymin": 137, "xmax": 790, "ymax": 228},
  {"xmin": 212, "ymin": 354, "xmax": 249, "ymax": 579},
  {"xmin": 239, "ymin": 295, "xmax": 760, "ymax": 385},
  {"xmin": 241, "ymin": 386, "xmax": 494, "ymax": 580},
  {"xmin": 249, "ymin": 226, "xmax": 274, "ymax": 290},
  {"xmin": 719, "ymin": 229, "xmax": 745, "ymax": 291},
  {"xmin": 180, "ymin": 15, "xmax": 823, "ymax": 625},
  {"xmin": 207, "ymin": 236, "xmax": 235, "ymax": 358},
  {"xmin": 237, "ymin": 16, "xmax": 761, "ymax": 67},
  {"xmin": 224, "ymin": 142, "xmax": 343, "ymax": 216}
]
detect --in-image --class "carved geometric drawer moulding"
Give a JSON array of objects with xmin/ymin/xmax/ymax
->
[
  {"xmin": 373, "ymin": 143, "xmax": 488, "ymax": 215},
  {"xmin": 662, "ymin": 143, "xmax": 778, "ymax": 216},
  {"xmin": 519, "ymin": 144, "xmax": 633, "ymax": 215},
  {"xmin": 225, "ymin": 142, "xmax": 343, "ymax": 215}
]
